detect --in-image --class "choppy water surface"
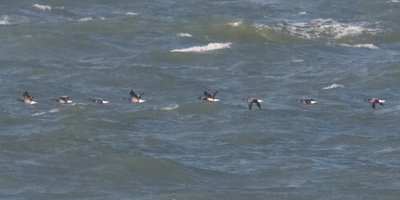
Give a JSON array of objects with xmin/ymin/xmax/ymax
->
[{"xmin": 1, "ymin": 0, "xmax": 400, "ymax": 199}]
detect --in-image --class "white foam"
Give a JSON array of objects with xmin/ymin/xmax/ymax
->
[
  {"xmin": 0, "ymin": 16, "xmax": 10, "ymax": 25},
  {"xmin": 339, "ymin": 43, "xmax": 378, "ymax": 49},
  {"xmin": 390, "ymin": 0, "xmax": 400, "ymax": 2},
  {"xmin": 323, "ymin": 83, "xmax": 344, "ymax": 90},
  {"xmin": 161, "ymin": 104, "xmax": 179, "ymax": 111},
  {"xmin": 292, "ymin": 59, "xmax": 304, "ymax": 63},
  {"xmin": 171, "ymin": 42, "xmax": 232, "ymax": 53},
  {"xmin": 377, "ymin": 147, "xmax": 399, "ymax": 153},
  {"xmin": 126, "ymin": 12, "xmax": 138, "ymax": 16},
  {"xmin": 78, "ymin": 17, "xmax": 93, "ymax": 22},
  {"xmin": 49, "ymin": 108, "xmax": 60, "ymax": 113},
  {"xmin": 33, "ymin": 4, "xmax": 52, "ymax": 11},
  {"xmin": 32, "ymin": 112, "xmax": 45, "ymax": 117},
  {"xmin": 228, "ymin": 21, "xmax": 242, "ymax": 27},
  {"xmin": 177, "ymin": 33, "xmax": 193, "ymax": 37},
  {"xmin": 257, "ymin": 19, "xmax": 380, "ymax": 40},
  {"xmin": 298, "ymin": 11, "xmax": 307, "ymax": 15}
]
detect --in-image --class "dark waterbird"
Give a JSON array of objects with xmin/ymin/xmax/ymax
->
[
  {"xmin": 365, "ymin": 98, "xmax": 385, "ymax": 109},
  {"xmin": 199, "ymin": 91, "xmax": 220, "ymax": 102},
  {"xmin": 297, "ymin": 98, "xmax": 317, "ymax": 104},
  {"xmin": 90, "ymin": 98, "xmax": 109, "ymax": 104},
  {"xmin": 126, "ymin": 90, "xmax": 145, "ymax": 103},
  {"xmin": 243, "ymin": 98, "xmax": 262, "ymax": 110},
  {"xmin": 19, "ymin": 91, "xmax": 37, "ymax": 104}
]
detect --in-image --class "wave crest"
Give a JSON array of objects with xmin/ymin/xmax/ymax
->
[
  {"xmin": 171, "ymin": 42, "xmax": 232, "ymax": 53},
  {"xmin": 256, "ymin": 19, "xmax": 380, "ymax": 40},
  {"xmin": 33, "ymin": 4, "xmax": 52, "ymax": 11}
]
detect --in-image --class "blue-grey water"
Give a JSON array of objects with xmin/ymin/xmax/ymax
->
[{"xmin": 1, "ymin": 0, "xmax": 400, "ymax": 199}]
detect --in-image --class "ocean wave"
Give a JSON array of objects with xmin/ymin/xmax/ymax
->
[
  {"xmin": 161, "ymin": 104, "xmax": 179, "ymax": 111},
  {"xmin": 32, "ymin": 108, "xmax": 60, "ymax": 117},
  {"xmin": 32, "ymin": 112, "xmax": 46, "ymax": 117},
  {"xmin": 228, "ymin": 21, "xmax": 242, "ymax": 27},
  {"xmin": 339, "ymin": 43, "xmax": 378, "ymax": 49},
  {"xmin": 323, "ymin": 83, "xmax": 344, "ymax": 90},
  {"xmin": 177, "ymin": 33, "xmax": 193, "ymax": 37},
  {"xmin": 256, "ymin": 19, "xmax": 380, "ymax": 40},
  {"xmin": 0, "ymin": 15, "xmax": 30, "ymax": 25},
  {"xmin": 126, "ymin": 12, "xmax": 138, "ymax": 16},
  {"xmin": 291, "ymin": 59, "xmax": 304, "ymax": 63},
  {"xmin": 0, "ymin": 16, "xmax": 10, "ymax": 25},
  {"xmin": 170, "ymin": 42, "xmax": 232, "ymax": 53},
  {"xmin": 33, "ymin": 4, "xmax": 52, "ymax": 11},
  {"xmin": 78, "ymin": 17, "xmax": 93, "ymax": 22}
]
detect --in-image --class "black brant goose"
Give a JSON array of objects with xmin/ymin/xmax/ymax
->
[
  {"xmin": 298, "ymin": 98, "xmax": 317, "ymax": 104},
  {"xmin": 19, "ymin": 91, "xmax": 37, "ymax": 104},
  {"xmin": 243, "ymin": 98, "xmax": 262, "ymax": 110},
  {"xmin": 365, "ymin": 98, "xmax": 385, "ymax": 109},
  {"xmin": 199, "ymin": 91, "xmax": 220, "ymax": 102}
]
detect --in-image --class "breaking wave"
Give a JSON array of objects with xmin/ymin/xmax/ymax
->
[
  {"xmin": 33, "ymin": 4, "xmax": 52, "ymax": 11},
  {"xmin": 255, "ymin": 19, "xmax": 380, "ymax": 40},
  {"xmin": 170, "ymin": 42, "xmax": 232, "ymax": 53},
  {"xmin": 339, "ymin": 43, "xmax": 378, "ymax": 49},
  {"xmin": 177, "ymin": 33, "xmax": 193, "ymax": 37},
  {"xmin": 323, "ymin": 84, "xmax": 344, "ymax": 90}
]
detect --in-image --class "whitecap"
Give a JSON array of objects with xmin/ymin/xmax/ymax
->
[
  {"xmin": 257, "ymin": 19, "xmax": 380, "ymax": 40},
  {"xmin": 298, "ymin": 11, "xmax": 307, "ymax": 15},
  {"xmin": 292, "ymin": 59, "xmax": 304, "ymax": 63},
  {"xmin": 171, "ymin": 42, "xmax": 232, "ymax": 53},
  {"xmin": 0, "ymin": 15, "xmax": 30, "ymax": 25},
  {"xmin": 32, "ymin": 112, "xmax": 45, "ymax": 117},
  {"xmin": 323, "ymin": 83, "xmax": 344, "ymax": 90},
  {"xmin": 161, "ymin": 104, "xmax": 179, "ymax": 111},
  {"xmin": 48, "ymin": 108, "xmax": 60, "ymax": 113},
  {"xmin": 177, "ymin": 33, "xmax": 193, "ymax": 37},
  {"xmin": 126, "ymin": 12, "xmax": 138, "ymax": 16},
  {"xmin": 377, "ymin": 147, "xmax": 399, "ymax": 154},
  {"xmin": 339, "ymin": 43, "xmax": 378, "ymax": 49},
  {"xmin": 78, "ymin": 17, "xmax": 93, "ymax": 22},
  {"xmin": 228, "ymin": 21, "xmax": 242, "ymax": 27},
  {"xmin": 0, "ymin": 16, "xmax": 10, "ymax": 25},
  {"xmin": 33, "ymin": 4, "xmax": 52, "ymax": 11}
]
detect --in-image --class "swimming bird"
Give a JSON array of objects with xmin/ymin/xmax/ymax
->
[
  {"xmin": 89, "ymin": 98, "xmax": 109, "ymax": 104},
  {"xmin": 243, "ymin": 98, "xmax": 262, "ymax": 110},
  {"xmin": 19, "ymin": 91, "xmax": 37, "ymax": 104},
  {"xmin": 199, "ymin": 91, "xmax": 220, "ymax": 102},
  {"xmin": 56, "ymin": 96, "xmax": 72, "ymax": 104},
  {"xmin": 128, "ymin": 90, "xmax": 145, "ymax": 103},
  {"xmin": 298, "ymin": 98, "xmax": 317, "ymax": 104},
  {"xmin": 365, "ymin": 98, "xmax": 385, "ymax": 109}
]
